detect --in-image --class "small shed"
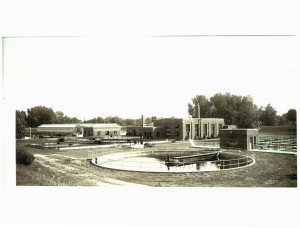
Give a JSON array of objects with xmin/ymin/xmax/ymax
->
[{"xmin": 219, "ymin": 129, "xmax": 259, "ymax": 151}]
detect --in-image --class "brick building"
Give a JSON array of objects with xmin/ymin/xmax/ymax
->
[
  {"xmin": 219, "ymin": 129, "xmax": 259, "ymax": 150},
  {"xmin": 126, "ymin": 103, "xmax": 224, "ymax": 140}
]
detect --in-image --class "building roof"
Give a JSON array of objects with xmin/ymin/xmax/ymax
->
[
  {"xmin": 38, "ymin": 123, "xmax": 121, "ymax": 128},
  {"xmin": 220, "ymin": 128, "xmax": 259, "ymax": 131},
  {"xmin": 154, "ymin": 117, "xmax": 225, "ymax": 122},
  {"xmin": 199, "ymin": 118, "xmax": 225, "ymax": 121}
]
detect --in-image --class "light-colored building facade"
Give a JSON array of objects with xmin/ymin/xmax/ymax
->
[
  {"xmin": 152, "ymin": 117, "xmax": 224, "ymax": 140},
  {"xmin": 37, "ymin": 123, "xmax": 121, "ymax": 137},
  {"xmin": 126, "ymin": 104, "xmax": 225, "ymax": 140}
]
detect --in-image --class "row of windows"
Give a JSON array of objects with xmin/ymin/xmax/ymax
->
[
  {"xmin": 186, "ymin": 124, "xmax": 223, "ymax": 133},
  {"xmin": 165, "ymin": 124, "xmax": 181, "ymax": 136},
  {"xmin": 97, "ymin": 131, "xmax": 118, "ymax": 136}
]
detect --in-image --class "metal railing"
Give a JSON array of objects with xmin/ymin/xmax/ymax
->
[
  {"xmin": 257, "ymin": 136, "xmax": 297, "ymax": 152},
  {"xmin": 90, "ymin": 150, "xmax": 255, "ymax": 173}
]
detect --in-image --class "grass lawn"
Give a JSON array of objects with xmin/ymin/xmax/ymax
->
[{"xmin": 16, "ymin": 138, "xmax": 297, "ymax": 187}]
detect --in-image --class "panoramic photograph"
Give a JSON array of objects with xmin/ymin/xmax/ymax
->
[
  {"xmin": 2, "ymin": 2, "xmax": 299, "ymax": 228},
  {"xmin": 6, "ymin": 36, "xmax": 296, "ymax": 187}
]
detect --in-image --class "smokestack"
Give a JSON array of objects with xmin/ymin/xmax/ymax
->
[
  {"xmin": 195, "ymin": 103, "xmax": 201, "ymax": 119},
  {"xmin": 141, "ymin": 115, "xmax": 145, "ymax": 127}
]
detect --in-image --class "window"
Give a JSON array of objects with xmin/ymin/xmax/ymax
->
[
  {"xmin": 211, "ymin": 124, "xmax": 215, "ymax": 136},
  {"xmin": 97, "ymin": 131, "xmax": 101, "ymax": 136},
  {"xmin": 195, "ymin": 124, "xmax": 199, "ymax": 136},
  {"xmin": 114, "ymin": 131, "xmax": 118, "ymax": 135},
  {"xmin": 203, "ymin": 124, "xmax": 207, "ymax": 136},
  {"xmin": 186, "ymin": 124, "xmax": 190, "ymax": 132},
  {"xmin": 175, "ymin": 124, "xmax": 180, "ymax": 137},
  {"xmin": 166, "ymin": 124, "xmax": 171, "ymax": 137},
  {"xmin": 105, "ymin": 131, "xmax": 109, "ymax": 135}
]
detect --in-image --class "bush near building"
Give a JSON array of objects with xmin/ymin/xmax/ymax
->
[{"xmin": 16, "ymin": 148, "xmax": 34, "ymax": 165}]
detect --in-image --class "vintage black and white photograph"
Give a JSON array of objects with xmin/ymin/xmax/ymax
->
[
  {"xmin": 8, "ymin": 34, "xmax": 297, "ymax": 187},
  {"xmin": 1, "ymin": 1, "xmax": 299, "ymax": 228}
]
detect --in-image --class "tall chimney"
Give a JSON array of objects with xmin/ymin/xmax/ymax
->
[
  {"xmin": 195, "ymin": 103, "xmax": 201, "ymax": 119},
  {"xmin": 141, "ymin": 115, "xmax": 144, "ymax": 127}
]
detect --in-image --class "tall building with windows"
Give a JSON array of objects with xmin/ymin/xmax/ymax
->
[
  {"xmin": 126, "ymin": 104, "xmax": 224, "ymax": 140},
  {"xmin": 152, "ymin": 117, "xmax": 224, "ymax": 140}
]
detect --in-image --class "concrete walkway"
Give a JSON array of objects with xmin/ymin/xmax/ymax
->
[{"xmin": 252, "ymin": 149, "xmax": 297, "ymax": 155}]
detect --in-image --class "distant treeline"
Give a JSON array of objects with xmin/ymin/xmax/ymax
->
[
  {"xmin": 259, "ymin": 126, "xmax": 297, "ymax": 135},
  {"xmin": 16, "ymin": 93, "xmax": 297, "ymax": 139},
  {"xmin": 16, "ymin": 105, "xmax": 150, "ymax": 139},
  {"xmin": 188, "ymin": 93, "xmax": 297, "ymax": 129}
]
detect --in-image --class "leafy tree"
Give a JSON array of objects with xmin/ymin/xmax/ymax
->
[
  {"xmin": 145, "ymin": 117, "xmax": 152, "ymax": 124},
  {"xmin": 136, "ymin": 118, "xmax": 143, "ymax": 126},
  {"xmin": 188, "ymin": 93, "xmax": 261, "ymax": 128},
  {"xmin": 235, "ymin": 96, "xmax": 260, "ymax": 128},
  {"xmin": 105, "ymin": 116, "xmax": 123, "ymax": 125},
  {"xmin": 86, "ymin": 118, "xmax": 96, "ymax": 123},
  {"xmin": 276, "ymin": 115, "xmax": 287, "ymax": 126},
  {"xmin": 284, "ymin": 109, "xmax": 297, "ymax": 123},
  {"xmin": 124, "ymin": 119, "xmax": 136, "ymax": 126},
  {"xmin": 188, "ymin": 95, "xmax": 212, "ymax": 117},
  {"xmin": 283, "ymin": 109, "xmax": 297, "ymax": 128},
  {"xmin": 16, "ymin": 110, "xmax": 27, "ymax": 139},
  {"xmin": 54, "ymin": 111, "xmax": 64, "ymax": 124},
  {"xmin": 210, "ymin": 93, "xmax": 242, "ymax": 124},
  {"xmin": 26, "ymin": 106, "xmax": 56, "ymax": 128},
  {"xmin": 66, "ymin": 116, "xmax": 82, "ymax": 124},
  {"xmin": 96, "ymin": 117, "xmax": 105, "ymax": 123},
  {"xmin": 259, "ymin": 104, "xmax": 278, "ymax": 126}
]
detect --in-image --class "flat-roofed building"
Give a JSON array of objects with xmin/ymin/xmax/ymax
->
[
  {"xmin": 126, "ymin": 103, "xmax": 225, "ymax": 140},
  {"xmin": 153, "ymin": 117, "xmax": 224, "ymax": 140},
  {"xmin": 37, "ymin": 123, "xmax": 121, "ymax": 137},
  {"xmin": 219, "ymin": 128, "xmax": 259, "ymax": 150}
]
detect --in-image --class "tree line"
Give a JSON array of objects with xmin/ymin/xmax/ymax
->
[
  {"xmin": 16, "ymin": 106, "xmax": 151, "ymax": 139},
  {"xmin": 16, "ymin": 95, "xmax": 296, "ymax": 139},
  {"xmin": 188, "ymin": 93, "xmax": 297, "ymax": 128}
]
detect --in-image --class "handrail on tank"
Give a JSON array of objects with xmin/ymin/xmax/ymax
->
[{"xmin": 91, "ymin": 149, "xmax": 255, "ymax": 172}]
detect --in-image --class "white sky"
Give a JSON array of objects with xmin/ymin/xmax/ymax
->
[
  {"xmin": 4, "ymin": 35, "xmax": 297, "ymax": 120},
  {"xmin": 1, "ymin": 1, "xmax": 299, "ymax": 227}
]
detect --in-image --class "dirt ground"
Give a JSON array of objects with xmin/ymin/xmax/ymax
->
[{"xmin": 16, "ymin": 140, "xmax": 297, "ymax": 187}]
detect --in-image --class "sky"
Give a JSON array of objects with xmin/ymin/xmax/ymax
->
[
  {"xmin": 4, "ymin": 36, "xmax": 297, "ymax": 120},
  {"xmin": 1, "ymin": 1, "xmax": 299, "ymax": 227}
]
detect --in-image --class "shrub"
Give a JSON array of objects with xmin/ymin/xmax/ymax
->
[{"xmin": 16, "ymin": 148, "xmax": 34, "ymax": 165}]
